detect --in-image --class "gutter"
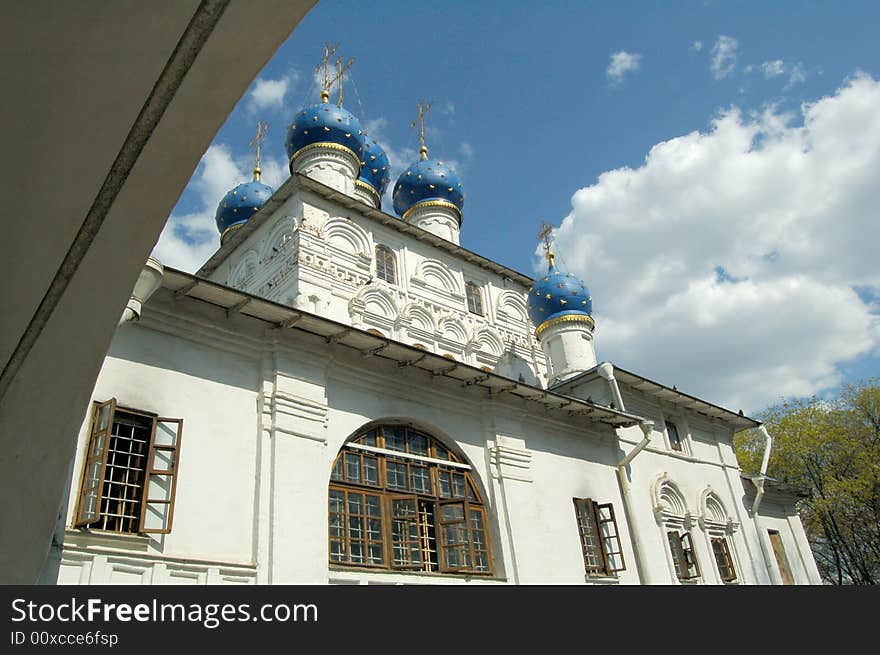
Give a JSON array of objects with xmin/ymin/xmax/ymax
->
[{"xmin": 749, "ymin": 424, "xmax": 782, "ymax": 584}]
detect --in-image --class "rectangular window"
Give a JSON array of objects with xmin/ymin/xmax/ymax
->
[
  {"xmin": 711, "ymin": 536, "xmax": 737, "ymax": 582},
  {"xmin": 768, "ymin": 529, "xmax": 794, "ymax": 585},
  {"xmin": 668, "ymin": 530, "xmax": 700, "ymax": 581},
  {"xmin": 665, "ymin": 421, "xmax": 683, "ymax": 452},
  {"xmin": 465, "ymin": 283, "xmax": 484, "ymax": 316},
  {"xmin": 74, "ymin": 399, "xmax": 183, "ymax": 534},
  {"xmin": 573, "ymin": 499, "xmax": 626, "ymax": 576},
  {"xmin": 329, "ymin": 488, "xmax": 385, "ymax": 567}
]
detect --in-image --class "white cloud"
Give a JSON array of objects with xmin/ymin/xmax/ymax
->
[
  {"xmin": 710, "ymin": 35, "xmax": 738, "ymax": 79},
  {"xmin": 607, "ymin": 51, "xmax": 642, "ymax": 85},
  {"xmin": 248, "ymin": 74, "xmax": 295, "ymax": 112},
  {"xmin": 152, "ymin": 144, "xmax": 289, "ymax": 273},
  {"xmin": 760, "ymin": 59, "xmax": 785, "ymax": 78},
  {"xmin": 786, "ymin": 62, "xmax": 806, "ymax": 88},
  {"xmin": 545, "ymin": 73, "xmax": 880, "ymax": 412},
  {"xmin": 691, "ymin": 40, "xmax": 703, "ymax": 52}
]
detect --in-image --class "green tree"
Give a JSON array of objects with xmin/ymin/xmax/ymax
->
[{"xmin": 735, "ymin": 379, "xmax": 880, "ymax": 584}]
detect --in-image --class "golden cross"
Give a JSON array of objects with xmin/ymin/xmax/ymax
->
[
  {"xmin": 537, "ymin": 222, "xmax": 556, "ymax": 267},
  {"xmin": 314, "ymin": 42, "xmax": 339, "ymax": 102},
  {"xmin": 410, "ymin": 100, "xmax": 433, "ymax": 160},
  {"xmin": 331, "ymin": 56, "xmax": 355, "ymax": 107},
  {"xmin": 249, "ymin": 120, "xmax": 269, "ymax": 179}
]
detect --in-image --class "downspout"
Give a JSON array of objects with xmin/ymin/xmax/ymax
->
[
  {"xmin": 119, "ymin": 257, "xmax": 164, "ymax": 325},
  {"xmin": 750, "ymin": 424, "xmax": 782, "ymax": 584},
  {"xmin": 599, "ymin": 362, "xmax": 658, "ymax": 583}
]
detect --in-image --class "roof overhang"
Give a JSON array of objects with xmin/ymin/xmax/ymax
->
[
  {"xmin": 197, "ymin": 173, "xmax": 535, "ymax": 287},
  {"xmin": 161, "ymin": 268, "xmax": 642, "ymax": 429},
  {"xmin": 552, "ymin": 364, "xmax": 761, "ymax": 431}
]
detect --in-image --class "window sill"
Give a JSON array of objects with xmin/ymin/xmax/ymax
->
[
  {"xmin": 328, "ymin": 564, "xmax": 505, "ymax": 584},
  {"xmin": 585, "ymin": 574, "xmax": 620, "ymax": 584},
  {"xmin": 63, "ymin": 528, "xmax": 152, "ymax": 553}
]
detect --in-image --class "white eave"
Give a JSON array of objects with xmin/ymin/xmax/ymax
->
[
  {"xmin": 161, "ymin": 267, "xmax": 643, "ymax": 429},
  {"xmin": 552, "ymin": 364, "xmax": 760, "ymax": 431},
  {"xmin": 197, "ymin": 173, "xmax": 535, "ymax": 287}
]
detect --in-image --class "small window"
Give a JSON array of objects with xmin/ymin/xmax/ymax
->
[
  {"xmin": 665, "ymin": 420, "xmax": 683, "ymax": 452},
  {"xmin": 667, "ymin": 530, "xmax": 700, "ymax": 581},
  {"xmin": 75, "ymin": 399, "xmax": 183, "ymax": 535},
  {"xmin": 375, "ymin": 245, "xmax": 396, "ymax": 284},
  {"xmin": 573, "ymin": 499, "xmax": 625, "ymax": 576},
  {"xmin": 465, "ymin": 282, "xmax": 483, "ymax": 316},
  {"xmin": 711, "ymin": 536, "xmax": 737, "ymax": 582}
]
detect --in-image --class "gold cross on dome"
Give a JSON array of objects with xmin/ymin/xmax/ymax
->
[
  {"xmin": 410, "ymin": 100, "xmax": 433, "ymax": 160},
  {"xmin": 332, "ymin": 56, "xmax": 355, "ymax": 107},
  {"xmin": 249, "ymin": 120, "xmax": 269, "ymax": 180},
  {"xmin": 315, "ymin": 42, "xmax": 339, "ymax": 102},
  {"xmin": 537, "ymin": 222, "xmax": 556, "ymax": 267}
]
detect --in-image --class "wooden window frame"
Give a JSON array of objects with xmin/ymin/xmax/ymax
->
[
  {"xmin": 768, "ymin": 529, "xmax": 794, "ymax": 585},
  {"xmin": 465, "ymin": 282, "xmax": 484, "ymax": 316},
  {"xmin": 710, "ymin": 536, "xmax": 737, "ymax": 583},
  {"xmin": 74, "ymin": 399, "xmax": 183, "ymax": 535},
  {"xmin": 665, "ymin": 420, "xmax": 683, "ymax": 452},
  {"xmin": 327, "ymin": 426, "xmax": 494, "ymax": 576},
  {"xmin": 668, "ymin": 529, "xmax": 701, "ymax": 581},
  {"xmin": 375, "ymin": 245, "xmax": 397, "ymax": 285},
  {"xmin": 573, "ymin": 498, "xmax": 626, "ymax": 576}
]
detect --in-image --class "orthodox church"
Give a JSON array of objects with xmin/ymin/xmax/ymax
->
[{"xmin": 40, "ymin": 50, "xmax": 821, "ymax": 585}]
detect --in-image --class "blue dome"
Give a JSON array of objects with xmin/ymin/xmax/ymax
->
[
  {"xmin": 357, "ymin": 138, "xmax": 391, "ymax": 200},
  {"xmin": 215, "ymin": 177, "xmax": 274, "ymax": 239},
  {"xmin": 392, "ymin": 157, "xmax": 464, "ymax": 219},
  {"xmin": 286, "ymin": 102, "xmax": 366, "ymax": 170},
  {"xmin": 527, "ymin": 263, "xmax": 593, "ymax": 334}
]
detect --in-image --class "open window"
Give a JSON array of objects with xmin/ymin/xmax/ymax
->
[
  {"xmin": 74, "ymin": 399, "xmax": 183, "ymax": 535},
  {"xmin": 668, "ymin": 530, "xmax": 701, "ymax": 581},
  {"xmin": 573, "ymin": 498, "xmax": 625, "ymax": 576}
]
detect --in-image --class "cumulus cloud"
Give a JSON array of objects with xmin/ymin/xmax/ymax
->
[
  {"xmin": 607, "ymin": 51, "xmax": 642, "ymax": 85},
  {"xmin": 152, "ymin": 144, "xmax": 288, "ymax": 272},
  {"xmin": 747, "ymin": 59, "xmax": 808, "ymax": 89},
  {"xmin": 760, "ymin": 59, "xmax": 785, "ymax": 78},
  {"xmin": 710, "ymin": 35, "xmax": 738, "ymax": 79},
  {"xmin": 545, "ymin": 73, "xmax": 880, "ymax": 412},
  {"xmin": 691, "ymin": 40, "xmax": 703, "ymax": 52}
]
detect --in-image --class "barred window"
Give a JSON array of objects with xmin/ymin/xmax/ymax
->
[
  {"xmin": 667, "ymin": 530, "xmax": 701, "ymax": 581},
  {"xmin": 329, "ymin": 426, "xmax": 492, "ymax": 575},
  {"xmin": 573, "ymin": 498, "xmax": 625, "ymax": 576},
  {"xmin": 375, "ymin": 245, "xmax": 397, "ymax": 284},
  {"xmin": 75, "ymin": 399, "xmax": 183, "ymax": 535},
  {"xmin": 465, "ymin": 282, "xmax": 483, "ymax": 316}
]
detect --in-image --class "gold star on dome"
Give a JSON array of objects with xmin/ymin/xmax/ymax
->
[
  {"xmin": 545, "ymin": 293, "xmax": 552, "ymax": 300},
  {"xmin": 559, "ymin": 299, "xmax": 567, "ymax": 305}
]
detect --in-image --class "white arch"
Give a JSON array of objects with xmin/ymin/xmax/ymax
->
[
  {"xmin": 402, "ymin": 303, "xmax": 435, "ymax": 332},
  {"xmin": 699, "ymin": 487, "xmax": 729, "ymax": 525},
  {"xmin": 469, "ymin": 326, "xmax": 504, "ymax": 357},
  {"xmin": 652, "ymin": 473, "xmax": 688, "ymax": 517},
  {"xmin": 415, "ymin": 258, "xmax": 461, "ymax": 294},
  {"xmin": 438, "ymin": 316, "xmax": 468, "ymax": 343},
  {"xmin": 323, "ymin": 216, "xmax": 370, "ymax": 256},
  {"xmin": 260, "ymin": 215, "xmax": 297, "ymax": 263},
  {"xmin": 496, "ymin": 290, "xmax": 528, "ymax": 322},
  {"xmin": 352, "ymin": 284, "xmax": 399, "ymax": 320},
  {"xmin": 229, "ymin": 250, "xmax": 259, "ymax": 288}
]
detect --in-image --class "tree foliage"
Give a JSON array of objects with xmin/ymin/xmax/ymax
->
[{"xmin": 734, "ymin": 379, "xmax": 880, "ymax": 584}]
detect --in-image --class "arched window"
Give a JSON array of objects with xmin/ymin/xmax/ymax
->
[
  {"xmin": 465, "ymin": 282, "xmax": 483, "ymax": 316},
  {"xmin": 329, "ymin": 425, "xmax": 492, "ymax": 575},
  {"xmin": 375, "ymin": 245, "xmax": 397, "ymax": 284},
  {"xmin": 655, "ymin": 478, "xmax": 701, "ymax": 582}
]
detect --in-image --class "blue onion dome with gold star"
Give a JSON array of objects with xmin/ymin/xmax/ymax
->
[
  {"xmin": 392, "ymin": 148, "xmax": 465, "ymax": 221},
  {"xmin": 356, "ymin": 138, "xmax": 391, "ymax": 203},
  {"xmin": 527, "ymin": 256, "xmax": 594, "ymax": 338},
  {"xmin": 285, "ymin": 90, "xmax": 367, "ymax": 173},
  {"xmin": 215, "ymin": 168, "xmax": 274, "ymax": 241}
]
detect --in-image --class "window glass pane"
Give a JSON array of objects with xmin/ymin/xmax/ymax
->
[
  {"xmin": 408, "ymin": 432, "xmax": 428, "ymax": 455},
  {"xmin": 329, "ymin": 489, "xmax": 345, "ymax": 513},
  {"xmin": 466, "ymin": 479, "xmax": 477, "ymax": 501},
  {"xmin": 435, "ymin": 444, "xmax": 449, "ymax": 460},
  {"xmin": 442, "ymin": 503, "xmax": 465, "ymax": 522},
  {"xmin": 360, "ymin": 430, "xmax": 377, "ymax": 447},
  {"xmin": 365, "ymin": 495, "xmax": 382, "ymax": 517},
  {"xmin": 386, "ymin": 461, "xmax": 408, "ymax": 490},
  {"xmin": 90, "ymin": 433, "xmax": 106, "ymax": 458},
  {"xmin": 410, "ymin": 466, "xmax": 432, "ymax": 495},
  {"xmin": 347, "ymin": 493, "xmax": 363, "ymax": 516},
  {"xmin": 452, "ymin": 473, "xmax": 466, "ymax": 498},
  {"xmin": 350, "ymin": 541, "xmax": 364, "ymax": 564},
  {"xmin": 330, "ymin": 540, "xmax": 345, "ymax": 562},
  {"xmin": 345, "ymin": 453, "xmax": 360, "ymax": 483},
  {"xmin": 666, "ymin": 421, "xmax": 682, "ymax": 451},
  {"xmin": 331, "ymin": 457, "xmax": 343, "ymax": 481},
  {"xmin": 438, "ymin": 470, "xmax": 451, "ymax": 498},
  {"xmin": 97, "ymin": 404, "xmax": 111, "ymax": 432},
  {"xmin": 368, "ymin": 543, "xmax": 384, "ymax": 565},
  {"xmin": 363, "ymin": 456, "xmax": 379, "ymax": 486},
  {"xmin": 329, "ymin": 513, "xmax": 344, "ymax": 537},
  {"xmin": 385, "ymin": 427, "xmax": 406, "ymax": 452}
]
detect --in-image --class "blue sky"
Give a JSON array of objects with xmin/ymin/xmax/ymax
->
[{"xmin": 155, "ymin": 0, "xmax": 880, "ymax": 413}]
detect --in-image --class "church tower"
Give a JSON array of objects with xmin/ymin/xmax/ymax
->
[
  {"xmin": 391, "ymin": 101, "xmax": 465, "ymax": 245},
  {"xmin": 528, "ymin": 224, "xmax": 597, "ymax": 386}
]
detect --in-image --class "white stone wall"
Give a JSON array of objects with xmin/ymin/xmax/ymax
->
[{"xmin": 208, "ymin": 189, "xmax": 548, "ymax": 383}]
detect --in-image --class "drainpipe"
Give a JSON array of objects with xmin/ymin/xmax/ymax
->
[
  {"xmin": 750, "ymin": 424, "xmax": 781, "ymax": 584},
  {"xmin": 616, "ymin": 419, "xmax": 656, "ymax": 584},
  {"xmin": 119, "ymin": 257, "xmax": 164, "ymax": 325},
  {"xmin": 597, "ymin": 362, "xmax": 625, "ymax": 411}
]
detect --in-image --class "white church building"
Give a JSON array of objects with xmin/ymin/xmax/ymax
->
[{"xmin": 40, "ymin": 62, "xmax": 821, "ymax": 586}]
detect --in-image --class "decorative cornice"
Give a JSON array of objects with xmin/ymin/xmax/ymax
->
[
  {"xmin": 534, "ymin": 313, "xmax": 595, "ymax": 339},
  {"xmin": 402, "ymin": 199, "xmax": 462, "ymax": 224},
  {"xmin": 290, "ymin": 141, "xmax": 360, "ymax": 166}
]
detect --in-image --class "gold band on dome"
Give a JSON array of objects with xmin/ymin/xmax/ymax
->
[
  {"xmin": 534, "ymin": 313, "xmax": 595, "ymax": 339},
  {"xmin": 401, "ymin": 199, "xmax": 463, "ymax": 223},
  {"xmin": 290, "ymin": 141, "xmax": 361, "ymax": 165},
  {"xmin": 220, "ymin": 222, "xmax": 245, "ymax": 243},
  {"xmin": 355, "ymin": 179, "xmax": 382, "ymax": 204}
]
